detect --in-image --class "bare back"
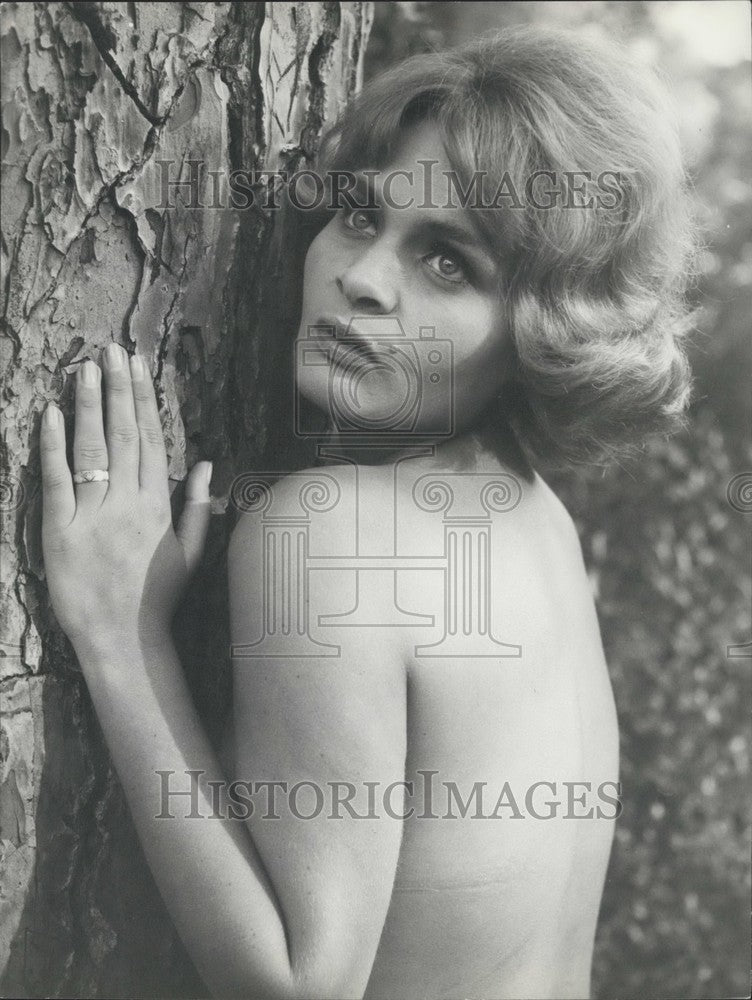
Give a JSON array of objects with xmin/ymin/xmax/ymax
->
[
  {"xmin": 227, "ymin": 447, "xmax": 618, "ymax": 999},
  {"xmin": 364, "ymin": 461, "xmax": 618, "ymax": 999},
  {"xmin": 325, "ymin": 453, "xmax": 618, "ymax": 999}
]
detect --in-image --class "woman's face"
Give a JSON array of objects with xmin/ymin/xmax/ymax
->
[{"xmin": 296, "ymin": 121, "xmax": 509, "ymax": 440}]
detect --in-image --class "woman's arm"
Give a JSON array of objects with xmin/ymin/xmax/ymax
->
[
  {"xmin": 73, "ymin": 633, "xmax": 296, "ymax": 997},
  {"xmin": 228, "ymin": 498, "xmax": 407, "ymax": 996},
  {"xmin": 40, "ymin": 347, "xmax": 406, "ymax": 998}
]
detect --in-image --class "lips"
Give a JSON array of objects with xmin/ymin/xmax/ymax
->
[
  {"xmin": 316, "ymin": 316, "xmax": 348, "ymax": 339},
  {"xmin": 315, "ymin": 315, "xmax": 374, "ymax": 341},
  {"xmin": 331, "ymin": 341, "xmax": 383, "ymax": 375},
  {"xmin": 314, "ymin": 316, "xmax": 382, "ymax": 367}
]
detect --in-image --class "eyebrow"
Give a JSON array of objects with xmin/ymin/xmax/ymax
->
[
  {"xmin": 413, "ymin": 218, "xmax": 501, "ymax": 271},
  {"xmin": 417, "ymin": 217, "xmax": 489, "ymax": 252},
  {"xmin": 346, "ymin": 172, "xmax": 500, "ymax": 268}
]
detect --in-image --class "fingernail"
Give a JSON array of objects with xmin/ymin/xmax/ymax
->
[
  {"xmin": 105, "ymin": 343, "xmax": 124, "ymax": 370},
  {"xmin": 81, "ymin": 360, "xmax": 99, "ymax": 386},
  {"xmin": 130, "ymin": 354, "xmax": 145, "ymax": 380},
  {"xmin": 44, "ymin": 404, "xmax": 60, "ymax": 427},
  {"xmin": 205, "ymin": 462, "xmax": 213, "ymax": 488}
]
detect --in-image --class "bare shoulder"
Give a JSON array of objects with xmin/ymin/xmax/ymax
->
[
  {"xmin": 501, "ymin": 471, "xmax": 595, "ymax": 605},
  {"xmin": 394, "ymin": 459, "xmax": 585, "ymax": 561},
  {"xmin": 524, "ymin": 472, "xmax": 585, "ymax": 555},
  {"xmin": 228, "ymin": 462, "xmax": 407, "ymax": 662},
  {"xmin": 530, "ymin": 471, "xmax": 580, "ymax": 531},
  {"xmin": 229, "ymin": 463, "xmax": 351, "ymax": 532},
  {"xmin": 228, "ymin": 463, "xmax": 357, "ymax": 570}
]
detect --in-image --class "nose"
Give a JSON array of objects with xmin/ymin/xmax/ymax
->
[{"xmin": 336, "ymin": 245, "xmax": 399, "ymax": 314}]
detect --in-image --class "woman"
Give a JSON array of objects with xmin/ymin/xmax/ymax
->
[{"xmin": 40, "ymin": 26, "xmax": 694, "ymax": 1000}]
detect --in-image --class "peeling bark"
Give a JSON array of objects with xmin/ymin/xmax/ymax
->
[{"xmin": 0, "ymin": 2, "xmax": 372, "ymax": 994}]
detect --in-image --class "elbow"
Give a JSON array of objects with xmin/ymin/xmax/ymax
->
[
  {"xmin": 285, "ymin": 976, "xmax": 368, "ymax": 1000},
  {"xmin": 208, "ymin": 976, "xmax": 365, "ymax": 1000},
  {"xmin": 285, "ymin": 956, "xmax": 369, "ymax": 1000},
  {"xmin": 201, "ymin": 950, "xmax": 367, "ymax": 1000}
]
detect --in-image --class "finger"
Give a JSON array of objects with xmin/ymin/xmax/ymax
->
[
  {"xmin": 102, "ymin": 343, "xmax": 139, "ymax": 491},
  {"xmin": 129, "ymin": 354, "xmax": 169, "ymax": 497},
  {"xmin": 176, "ymin": 462, "xmax": 213, "ymax": 576},
  {"xmin": 73, "ymin": 360, "xmax": 109, "ymax": 510},
  {"xmin": 40, "ymin": 404, "xmax": 75, "ymax": 530}
]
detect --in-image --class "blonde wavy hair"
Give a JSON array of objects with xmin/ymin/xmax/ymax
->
[{"xmin": 311, "ymin": 26, "xmax": 697, "ymax": 468}]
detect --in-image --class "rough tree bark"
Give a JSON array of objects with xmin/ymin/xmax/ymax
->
[{"xmin": 0, "ymin": 2, "xmax": 372, "ymax": 994}]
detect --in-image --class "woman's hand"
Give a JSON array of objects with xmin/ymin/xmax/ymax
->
[{"xmin": 40, "ymin": 342, "xmax": 212, "ymax": 657}]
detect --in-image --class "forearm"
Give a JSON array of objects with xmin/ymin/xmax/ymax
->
[{"xmin": 74, "ymin": 633, "xmax": 296, "ymax": 999}]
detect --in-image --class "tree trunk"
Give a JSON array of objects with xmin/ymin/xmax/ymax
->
[{"xmin": 0, "ymin": 2, "xmax": 372, "ymax": 994}]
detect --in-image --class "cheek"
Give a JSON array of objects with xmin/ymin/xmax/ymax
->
[
  {"xmin": 449, "ymin": 302, "xmax": 506, "ymax": 368},
  {"xmin": 302, "ymin": 238, "xmax": 324, "ymax": 294},
  {"xmin": 299, "ymin": 243, "xmax": 322, "ymax": 310},
  {"xmin": 454, "ymin": 325, "xmax": 508, "ymax": 403},
  {"xmin": 303, "ymin": 221, "xmax": 339, "ymax": 292}
]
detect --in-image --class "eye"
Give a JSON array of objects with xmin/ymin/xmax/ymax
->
[
  {"xmin": 424, "ymin": 248, "xmax": 468, "ymax": 285},
  {"xmin": 342, "ymin": 208, "xmax": 377, "ymax": 236}
]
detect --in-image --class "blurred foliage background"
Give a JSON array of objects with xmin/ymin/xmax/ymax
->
[{"xmin": 365, "ymin": 3, "xmax": 751, "ymax": 997}]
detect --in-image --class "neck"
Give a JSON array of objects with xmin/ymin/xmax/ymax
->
[{"xmin": 312, "ymin": 418, "xmax": 533, "ymax": 481}]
